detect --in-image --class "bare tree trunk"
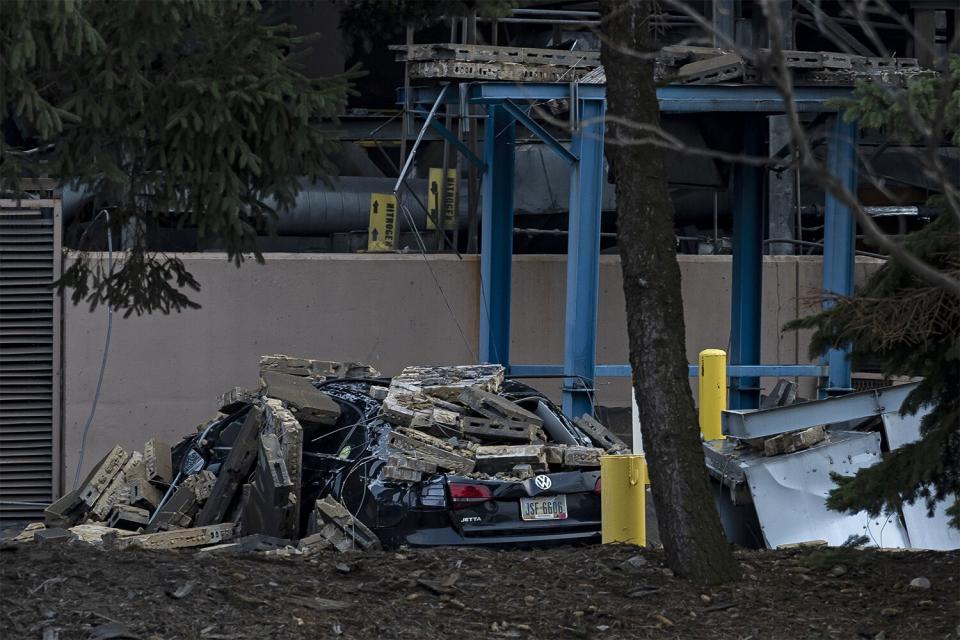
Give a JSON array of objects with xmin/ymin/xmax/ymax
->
[{"xmin": 599, "ymin": 0, "xmax": 739, "ymax": 585}]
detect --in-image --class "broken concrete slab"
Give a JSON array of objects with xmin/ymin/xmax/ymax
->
[
  {"xmin": 388, "ymin": 428, "xmax": 475, "ymax": 474},
  {"xmin": 461, "ymin": 415, "xmax": 541, "ymax": 443},
  {"xmin": 43, "ymin": 490, "xmax": 85, "ymax": 528},
  {"xmin": 116, "ymin": 523, "xmax": 236, "ymax": 550},
  {"xmin": 260, "ymin": 370, "xmax": 341, "ymax": 425},
  {"xmin": 474, "ymin": 445, "xmax": 546, "ymax": 473},
  {"xmin": 143, "ymin": 438, "xmax": 172, "ymax": 486},
  {"xmin": 128, "ymin": 478, "xmax": 162, "ymax": 510},
  {"xmin": 218, "ymin": 387, "xmax": 258, "ymax": 414},
  {"xmin": 763, "ymin": 425, "xmax": 827, "ymax": 456},
  {"xmin": 259, "ymin": 354, "xmax": 380, "ymax": 380},
  {"xmin": 391, "ymin": 365, "xmax": 504, "ymax": 401},
  {"xmin": 106, "ymin": 505, "xmax": 151, "ymax": 530},
  {"xmin": 574, "ymin": 414, "xmax": 629, "ymax": 453},
  {"xmin": 195, "ymin": 407, "xmax": 264, "ymax": 527},
  {"xmin": 458, "ymin": 387, "xmax": 543, "ymax": 429},
  {"xmin": 78, "ymin": 446, "xmax": 129, "ymax": 507},
  {"xmin": 69, "ymin": 523, "xmax": 139, "ymax": 545},
  {"xmin": 562, "ymin": 446, "xmax": 603, "ymax": 468},
  {"xmin": 34, "ymin": 528, "xmax": 78, "ymax": 544},
  {"xmin": 263, "ymin": 398, "xmax": 304, "ymax": 533},
  {"xmin": 543, "ymin": 445, "xmax": 565, "ymax": 465},
  {"xmin": 307, "ymin": 497, "xmax": 380, "ymax": 552},
  {"xmin": 89, "ymin": 452, "xmax": 144, "ymax": 521}
]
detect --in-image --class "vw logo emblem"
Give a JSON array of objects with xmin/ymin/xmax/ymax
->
[{"xmin": 534, "ymin": 475, "xmax": 552, "ymax": 490}]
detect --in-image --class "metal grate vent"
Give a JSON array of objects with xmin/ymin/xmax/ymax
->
[{"xmin": 0, "ymin": 197, "xmax": 62, "ymax": 522}]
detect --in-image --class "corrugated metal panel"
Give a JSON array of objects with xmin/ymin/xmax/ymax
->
[{"xmin": 0, "ymin": 197, "xmax": 62, "ymax": 522}]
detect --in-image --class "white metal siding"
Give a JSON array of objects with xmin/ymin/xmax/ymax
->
[{"xmin": 0, "ymin": 197, "xmax": 62, "ymax": 522}]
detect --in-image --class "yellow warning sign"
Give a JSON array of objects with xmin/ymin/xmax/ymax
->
[
  {"xmin": 427, "ymin": 168, "xmax": 457, "ymax": 230},
  {"xmin": 368, "ymin": 193, "xmax": 397, "ymax": 252}
]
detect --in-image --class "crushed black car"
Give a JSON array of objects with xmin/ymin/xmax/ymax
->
[{"xmin": 40, "ymin": 358, "xmax": 630, "ymax": 552}]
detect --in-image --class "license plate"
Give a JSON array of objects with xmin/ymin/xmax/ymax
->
[{"xmin": 520, "ymin": 494, "xmax": 568, "ymax": 521}]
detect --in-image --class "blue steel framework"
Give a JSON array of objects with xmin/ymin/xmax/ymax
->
[{"xmin": 400, "ymin": 83, "xmax": 858, "ymax": 416}]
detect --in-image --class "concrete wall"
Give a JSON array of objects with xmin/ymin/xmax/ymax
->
[{"xmin": 62, "ymin": 252, "xmax": 882, "ymax": 484}]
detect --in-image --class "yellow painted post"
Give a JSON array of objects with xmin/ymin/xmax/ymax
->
[
  {"xmin": 698, "ymin": 348, "xmax": 727, "ymax": 440},
  {"xmin": 600, "ymin": 454, "xmax": 646, "ymax": 545}
]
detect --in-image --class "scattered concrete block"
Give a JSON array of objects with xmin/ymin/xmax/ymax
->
[
  {"xmin": 44, "ymin": 490, "xmax": 85, "ymax": 528},
  {"xmin": 147, "ymin": 479, "xmax": 201, "ymax": 532},
  {"xmin": 89, "ymin": 452, "xmax": 144, "ymax": 520},
  {"xmin": 763, "ymin": 425, "xmax": 827, "ymax": 456},
  {"xmin": 511, "ymin": 464, "xmax": 535, "ymax": 479},
  {"xmin": 218, "ymin": 387, "xmax": 257, "ymax": 414},
  {"xmin": 574, "ymin": 414, "xmax": 629, "ymax": 453},
  {"xmin": 11, "ymin": 522, "xmax": 45, "ymax": 542},
  {"xmin": 677, "ymin": 53, "xmax": 745, "ymax": 84},
  {"xmin": 260, "ymin": 354, "xmax": 380, "ymax": 380},
  {"xmin": 144, "ymin": 439, "xmax": 172, "ymax": 486},
  {"xmin": 34, "ymin": 528, "xmax": 78, "ymax": 544},
  {"xmin": 461, "ymin": 415, "xmax": 541, "ymax": 443},
  {"xmin": 368, "ymin": 385, "xmax": 389, "ymax": 401},
  {"xmin": 381, "ymin": 389, "xmax": 434, "ymax": 428},
  {"xmin": 297, "ymin": 531, "xmax": 333, "ymax": 556},
  {"xmin": 117, "ymin": 523, "xmax": 236, "ymax": 550},
  {"xmin": 388, "ymin": 429, "xmax": 475, "ymax": 473},
  {"xmin": 106, "ymin": 505, "xmax": 150, "ymax": 529},
  {"xmin": 544, "ymin": 445, "xmax": 565, "ymax": 465},
  {"xmin": 190, "ymin": 470, "xmax": 217, "ymax": 503},
  {"xmin": 386, "ymin": 454, "xmax": 438, "ymax": 474},
  {"xmin": 128, "ymin": 478, "xmax": 162, "ymax": 510},
  {"xmin": 261, "ymin": 370, "xmax": 341, "ymax": 425},
  {"xmin": 78, "ymin": 446, "xmax": 128, "ymax": 507},
  {"xmin": 307, "ymin": 497, "xmax": 380, "ymax": 552},
  {"xmin": 69, "ymin": 523, "xmax": 139, "ymax": 544},
  {"xmin": 392, "ymin": 365, "xmax": 504, "ymax": 401},
  {"xmin": 562, "ymin": 446, "xmax": 603, "ymax": 467},
  {"xmin": 458, "ymin": 387, "xmax": 543, "ymax": 429},
  {"xmin": 195, "ymin": 407, "xmax": 264, "ymax": 527},
  {"xmin": 474, "ymin": 445, "xmax": 546, "ymax": 473},
  {"xmin": 382, "ymin": 466, "xmax": 423, "ymax": 482}
]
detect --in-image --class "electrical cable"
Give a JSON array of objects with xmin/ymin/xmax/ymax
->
[
  {"xmin": 72, "ymin": 209, "xmax": 113, "ymax": 489},
  {"xmin": 399, "ymin": 202, "xmax": 477, "ymax": 361}
]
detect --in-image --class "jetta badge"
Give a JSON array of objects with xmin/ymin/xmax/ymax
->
[{"xmin": 534, "ymin": 475, "xmax": 552, "ymax": 490}]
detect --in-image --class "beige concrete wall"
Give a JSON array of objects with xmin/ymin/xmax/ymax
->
[{"xmin": 62, "ymin": 252, "xmax": 882, "ymax": 484}]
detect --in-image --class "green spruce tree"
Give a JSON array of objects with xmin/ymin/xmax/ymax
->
[
  {"xmin": 2, "ymin": 0, "xmax": 357, "ymax": 314},
  {"xmin": 790, "ymin": 57, "xmax": 960, "ymax": 527}
]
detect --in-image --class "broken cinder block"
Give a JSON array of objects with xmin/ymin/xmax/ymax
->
[
  {"xmin": 260, "ymin": 370, "xmax": 341, "ymax": 426},
  {"xmin": 763, "ymin": 425, "xmax": 827, "ymax": 457},
  {"xmin": 239, "ymin": 433, "xmax": 297, "ymax": 539},
  {"xmin": 144, "ymin": 438, "xmax": 172, "ymax": 486},
  {"xmin": 117, "ymin": 523, "xmax": 236, "ymax": 550},
  {"xmin": 562, "ymin": 446, "xmax": 603, "ymax": 468},
  {"xmin": 461, "ymin": 415, "xmax": 541, "ymax": 443},
  {"xmin": 458, "ymin": 387, "xmax": 543, "ymax": 429},
  {"xmin": 388, "ymin": 428, "xmax": 475, "ymax": 474},
  {"xmin": 89, "ymin": 452, "xmax": 145, "ymax": 521},
  {"xmin": 218, "ymin": 387, "xmax": 258, "ymax": 414},
  {"xmin": 391, "ymin": 365, "xmax": 504, "ymax": 402},
  {"xmin": 78, "ymin": 446, "xmax": 128, "ymax": 507},
  {"xmin": 107, "ymin": 505, "xmax": 150, "ymax": 529},
  {"xmin": 474, "ymin": 445, "xmax": 546, "ymax": 473},
  {"xmin": 307, "ymin": 497, "xmax": 380, "ymax": 552},
  {"xmin": 574, "ymin": 414, "xmax": 629, "ymax": 453},
  {"xmin": 44, "ymin": 490, "xmax": 85, "ymax": 528}
]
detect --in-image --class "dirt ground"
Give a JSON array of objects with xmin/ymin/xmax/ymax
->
[{"xmin": 1, "ymin": 541, "xmax": 957, "ymax": 640}]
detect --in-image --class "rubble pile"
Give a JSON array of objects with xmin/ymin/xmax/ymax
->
[{"xmin": 11, "ymin": 356, "xmax": 626, "ymax": 554}]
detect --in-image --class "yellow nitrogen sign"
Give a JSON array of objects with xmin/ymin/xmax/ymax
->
[
  {"xmin": 427, "ymin": 167, "xmax": 457, "ymax": 230},
  {"xmin": 368, "ymin": 193, "xmax": 397, "ymax": 252}
]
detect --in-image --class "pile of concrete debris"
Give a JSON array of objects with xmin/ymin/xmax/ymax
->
[{"xmin": 10, "ymin": 357, "xmax": 625, "ymax": 555}]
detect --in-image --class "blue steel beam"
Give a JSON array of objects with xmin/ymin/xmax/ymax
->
[
  {"xmin": 401, "ymin": 85, "xmax": 853, "ymax": 113},
  {"xmin": 509, "ymin": 364, "xmax": 827, "ymax": 378},
  {"xmin": 479, "ymin": 105, "xmax": 516, "ymax": 366},
  {"xmin": 821, "ymin": 114, "xmax": 858, "ymax": 397},
  {"xmin": 426, "ymin": 118, "xmax": 486, "ymax": 170},
  {"xmin": 500, "ymin": 99, "xmax": 578, "ymax": 164},
  {"xmin": 562, "ymin": 99, "xmax": 606, "ymax": 419},
  {"xmin": 729, "ymin": 120, "xmax": 765, "ymax": 410}
]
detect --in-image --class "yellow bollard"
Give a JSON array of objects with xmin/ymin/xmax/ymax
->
[
  {"xmin": 698, "ymin": 348, "xmax": 727, "ymax": 441},
  {"xmin": 600, "ymin": 454, "xmax": 646, "ymax": 546}
]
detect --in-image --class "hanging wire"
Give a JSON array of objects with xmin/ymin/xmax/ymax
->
[
  {"xmin": 73, "ymin": 209, "xmax": 114, "ymax": 489},
  {"xmin": 398, "ymin": 202, "xmax": 477, "ymax": 361}
]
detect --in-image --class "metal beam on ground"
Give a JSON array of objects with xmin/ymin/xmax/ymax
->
[
  {"xmin": 821, "ymin": 114, "xmax": 858, "ymax": 397},
  {"xmin": 562, "ymin": 98, "xmax": 606, "ymax": 419},
  {"xmin": 729, "ymin": 120, "xmax": 766, "ymax": 410},
  {"xmin": 479, "ymin": 104, "xmax": 516, "ymax": 366}
]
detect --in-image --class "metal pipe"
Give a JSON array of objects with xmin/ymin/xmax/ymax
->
[
  {"xmin": 394, "ymin": 84, "xmax": 450, "ymax": 194},
  {"xmin": 764, "ymin": 237, "xmax": 886, "ymax": 259}
]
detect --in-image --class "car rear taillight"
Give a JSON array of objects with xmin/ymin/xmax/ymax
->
[
  {"xmin": 593, "ymin": 477, "xmax": 602, "ymax": 495},
  {"xmin": 448, "ymin": 482, "xmax": 493, "ymax": 509}
]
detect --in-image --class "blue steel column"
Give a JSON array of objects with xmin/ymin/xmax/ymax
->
[
  {"xmin": 821, "ymin": 114, "xmax": 858, "ymax": 397},
  {"xmin": 562, "ymin": 99, "xmax": 606, "ymax": 419},
  {"xmin": 479, "ymin": 104, "xmax": 516, "ymax": 366},
  {"xmin": 729, "ymin": 120, "xmax": 765, "ymax": 410}
]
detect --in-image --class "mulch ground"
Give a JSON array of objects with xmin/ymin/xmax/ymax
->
[{"xmin": 1, "ymin": 541, "xmax": 957, "ymax": 639}]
